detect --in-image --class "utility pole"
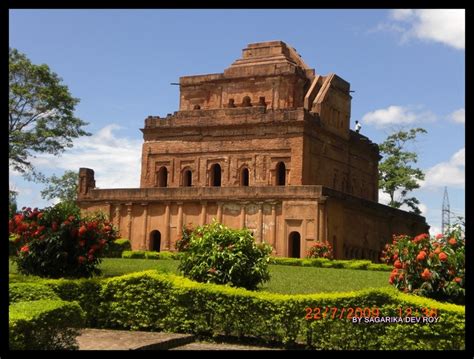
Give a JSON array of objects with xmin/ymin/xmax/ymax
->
[{"xmin": 441, "ymin": 186, "xmax": 450, "ymax": 234}]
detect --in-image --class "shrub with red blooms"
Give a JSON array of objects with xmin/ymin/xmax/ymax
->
[
  {"xmin": 380, "ymin": 225, "xmax": 465, "ymax": 304},
  {"xmin": 9, "ymin": 202, "xmax": 119, "ymax": 278},
  {"xmin": 175, "ymin": 224, "xmax": 194, "ymax": 252},
  {"xmin": 306, "ymin": 241, "xmax": 333, "ymax": 259}
]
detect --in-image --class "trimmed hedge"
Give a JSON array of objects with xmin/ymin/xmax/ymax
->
[
  {"xmin": 18, "ymin": 270, "xmax": 464, "ymax": 349},
  {"xmin": 10, "ymin": 282, "xmax": 60, "ymax": 303},
  {"xmin": 271, "ymin": 257, "xmax": 392, "ymax": 271},
  {"xmin": 121, "ymin": 250, "xmax": 181, "ymax": 260},
  {"xmin": 9, "ymin": 299, "xmax": 85, "ymax": 350},
  {"xmin": 118, "ymin": 251, "xmax": 391, "ymax": 272},
  {"xmin": 103, "ymin": 238, "xmax": 131, "ymax": 258}
]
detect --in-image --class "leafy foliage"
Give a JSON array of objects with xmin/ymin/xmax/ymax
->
[
  {"xmin": 178, "ymin": 221, "xmax": 272, "ymax": 290},
  {"xmin": 380, "ymin": 224, "xmax": 465, "ymax": 304},
  {"xmin": 40, "ymin": 170, "xmax": 78, "ymax": 203},
  {"xmin": 9, "ymin": 299, "xmax": 84, "ymax": 350},
  {"xmin": 9, "ymin": 48, "xmax": 90, "ymax": 181},
  {"xmin": 175, "ymin": 224, "xmax": 194, "ymax": 252},
  {"xmin": 378, "ymin": 128, "xmax": 427, "ymax": 214},
  {"xmin": 9, "ymin": 189, "xmax": 18, "ymax": 219},
  {"xmin": 306, "ymin": 241, "xmax": 333, "ymax": 259},
  {"xmin": 17, "ymin": 271, "xmax": 464, "ymax": 349},
  {"xmin": 9, "ymin": 202, "xmax": 119, "ymax": 278}
]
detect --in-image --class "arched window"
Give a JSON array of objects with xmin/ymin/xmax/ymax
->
[
  {"xmin": 240, "ymin": 167, "xmax": 249, "ymax": 186},
  {"xmin": 288, "ymin": 232, "xmax": 301, "ymax": 258},
  {"xmin": 182, "ymin": 169, "xmax": 192, "ymax": 187},
  {"xmin": 210, "ymin": 164, "xmax": 221, "ymax": 187},
  {"xmin": 150, "ymin": 230, "xmax": 161, "ymax": 252},
  {"xmin": 157, "ymin": 167, "xmax": 168, "ymax": 187},
  {"xmin": 276, "ymin": 162, "xmax": 286, "ymax": 186}
]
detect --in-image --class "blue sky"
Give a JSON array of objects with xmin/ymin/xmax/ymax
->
[{"xmin": 9, "ymin": 9, "xmax": 465, "ymax": 235}]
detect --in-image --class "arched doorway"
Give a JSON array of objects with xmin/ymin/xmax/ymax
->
[
  {"xmin": 240, "ymin": 167, "xmax": 249, "ymax": 186},
  {"xmin": 288, "ymin": 231, "xmax": 301, "ymax": 258},
  {"xmin": 210, "ymin": 164, "xmax": 221, "ymax": 187},
  {"xmin": 150, "ymin": 230, "xmax": 161, "ymax": 252},
  {"xmin": 157, "ymin": 167, "xmax": 168, "ymax": 187},
  {"xmin": 182, "ymin": 169, "xmax": 192, "ymax": 187},
  {"xmin": 276, "ymin": 162, "xmax": 286, "ymax": 186}
]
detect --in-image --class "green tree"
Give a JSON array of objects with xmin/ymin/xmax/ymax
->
[
  {"xmin": 40, "ymin": 170, "xmax": 78, "ymax": 204},
  {"xmin": 9, "ymin": 190, "xmax": 18, "ymax": 218},
  {"xmin": 378, "ymin": 128, "xmax": 427, "ymax": 214},
  {"xmin": 9, "ymin": 48, "xmax": 90, "ymax": 181}
]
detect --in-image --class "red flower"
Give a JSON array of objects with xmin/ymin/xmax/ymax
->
[
  {"xmin": 20, "ymin": 245, "xmax": 29, "ymax": 253},
  {"xmin": 413, "ymin": 233, "xmax": 429, "ymax": 243},
  {"xmin": 79, "ymin": 225, "xmax": 87, "ymax": 237},
  {"xmin": 394, "ymin": 260, "xmax": 402, "ymax": 269},
  {"xmin": 416, "ymin": 251, "xmax": 427, "ymax": 261},
  {"xmin": 454, "ymin": 277, "xmax": 462, "ymax": 284},
  {"xmin": 208, "ymin": 267, "xmax": 217, "ymax": 274},
  {"xmin": 37, "ymin": 213, "xmax": 43, "ymax": 219},
  {"xmin": 88, "ymin": 254, "xmax": 94, "ymax": 262},
  {"xmin": 52, "ymin": 222, "xmax": 58, "ymax": 231},
  {"xmin": 435, "ymin": 234, "xmax": 443, "ymax": 239},
  {"xmin": 104, "ymin": 225, "xmax": 112, "ymax": 232},
  {"xmin": 392, "ymin": 253, "xmax": 398, "ymax": 261},
  {"xmin": 421, "ymin": 268, "xmax": 431, "ymax": 281},
  {"xmin": 439, "ymin": 252, "xmax": 448, "ymax": 261},
  {"xmin": 398, "ymin": 274, "xmax": 404, "ymax": 281},
  {"xmin": 434, "ymin": 247, "xmax": 441, "ymax": 254},
  {"xmin": 68, "ymin": 215, "xmax": 75, "ymax": 222},
  {"xmin": 448, "ymin": 238, "xmax": 457, "ymax": 246},
  {"xmin": 78, "ymin": 256, "xmax": 86, "ymax": 264}
]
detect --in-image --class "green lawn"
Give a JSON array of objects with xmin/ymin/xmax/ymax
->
[{"xmin": 10, "ymin": 258, "xmax": 391, "ymax": 294}]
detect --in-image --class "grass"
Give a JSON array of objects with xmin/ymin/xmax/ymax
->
[{"xmin": 10, "ymin": 258, "xmax": 391, "ymax": 294}]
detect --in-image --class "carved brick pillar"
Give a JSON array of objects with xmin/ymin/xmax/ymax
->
[
  {"xmin": 164, "ymin": 202, "xmax": 171, "ymax": 250},
  {"xmin": 317, "ymin": 197, "xmax": 328, "ymax": 242},
  {"xmin": 114, "ymin": 204, "xmax": 121, "ymax": 231},
  {"xmin": 257, "ymin": 202, "xmax": 263, "ymax": 243},
  {"xmin": 126, "ymin": 203, "xmax": 133, "ymax": 242},
  {"xmin": 240, "ymin": 203, "xmax": 246, "ymax": 228},
  {"xmin": 104, "ymin": 202, "xmax": 112, "ymax": 222},
  {"xmin": 217, "ymin": 202, "xmax": 223, "ymax": 223},
  {"xmin": 200, "ymin": 201, "xmax": 207, "ymax": 226},
  {"xmin": 177, "ymin": 202, "xmax": 183, "ymax": 240},
  {"xmin": 141, "ymin": 203, "xmax": 148, "ymax": 250},
  {"xmin": 270, "ymin": 202, "xmax": 277, "ymax": 253}
]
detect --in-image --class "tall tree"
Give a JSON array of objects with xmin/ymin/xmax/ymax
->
[
  {"xmin": 40, "ymin": 170, "xmax": 79, "ymax": 204},
  {"xmin": 9, "ymin": 48, "xmax": 90, "ymax": 181},
  {"xmin": 378, "ymin": 127, "xmax": 427, "ymax": 214},
  {"xmin": 9, "ymin": 190, "xmax": 18, "ymax": 218}
]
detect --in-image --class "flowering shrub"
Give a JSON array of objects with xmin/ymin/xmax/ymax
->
[
  {"xmin": 380, "ymin": 225, "xmax": 465, "ymax": 304},
  {"xmin": 306, "ymin": 241, "xmax": 333, "ymax": 259},
  {"xmin": 9, "ymin": 202, "xmax": 119, "ymax": 278},
  {"xmin": 178, "ymin": 221, "xmax": 272, "ymax": 290},
  {"xmin": 175, "ymin": 224, "xmax": 194, "ymax": 252}
]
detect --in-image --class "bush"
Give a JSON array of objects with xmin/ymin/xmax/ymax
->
[
  {"xmin": 175, "ymin": 224, "xmax": 194, "ymax": 252},
  {"xmin": 178, "ymin": 221, "xmax": 272, "ymax": 290},
  {"xmin": 103, "ymin": 238, "xmax": 131, "ymax": 258},
  {"xmin": 9, "ymin": 299, "xmax": 84, "ymax": 350},
  {"xmin": 306, "ymin": 241, "xmax": 333, "ymax": 259},
  {"xmin": 12, "ymin": 270, "xmax": 465, "ymax": 349},
  {"xmin": 9, "ymin": 282, "xmax": 60, "ymax": 303},
  {"xmin": 9, "ymin": 203, "xmax": 119, "ymax": 278},
  {"xmin": 9, "ymin": 234, "xmax": 19, "ymax": 256},
  {"xmin": 380, "ymin": 225, "xmax": 465, "ymax": 304},
  {"xmin": 122, "ymin": 250, "xmax": 146, "ymax": 259},
  {"xmin": 121, "ymin": 250, "xmax": 180, "ymax": 260},
  {"xmin": 270, "ymin": 257, "xmax": 391, "ymax": 271}
]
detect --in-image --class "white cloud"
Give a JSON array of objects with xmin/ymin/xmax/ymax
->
[
  {"xmin": 429, "ymin": 225, "xmax": 442, "ymax": 237},
  {"xmin": 362, "ymin": 105, "xmax": 436, "ymax": 128},
  {"xmin": 421, "ymin": 148, "xmax": 465, "ymax": 189},
  {"xmin": 447, "ymin": 108, "xmax": 465, "ymax": 124},
  {"xmin": 30, "ymin": 124, "xmax": 142, "ymax": 189},
  {"xmin": 380, "ymin": 9, "xmax": 465, "ymax": 50}
]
